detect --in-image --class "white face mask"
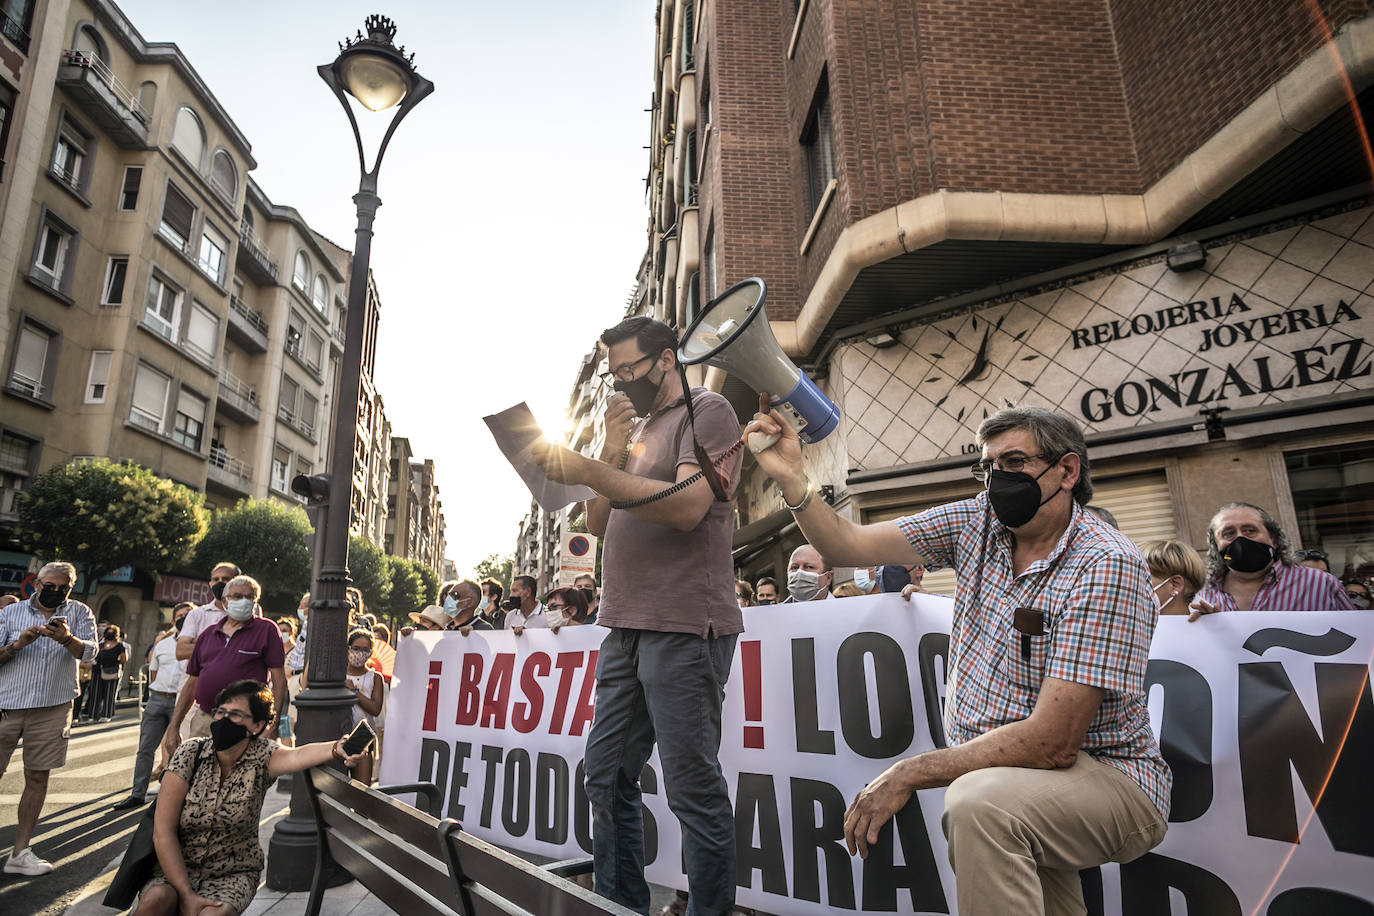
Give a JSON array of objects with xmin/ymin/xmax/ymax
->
[
  {"xmin": 1151, "ymin": 578, "xmax": 1177, "ymax": 611},
  {"xmin": 544, "ymin": 606, "xmax": 567, "ymax": 629},
  {"xmin": 226, "ymin": 598, "xmax": 255, "ymax": 621},
  {"xmin": 787, "ymin": 569, "xmax": 824, "ymax": 602}
]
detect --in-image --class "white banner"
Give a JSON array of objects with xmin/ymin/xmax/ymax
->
[{"xmin": 379, "ymin": 595, "xmax": 1374, "ymax": 914}]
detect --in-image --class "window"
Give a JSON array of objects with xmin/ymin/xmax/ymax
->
[
  {"xmin": 198, "ymin": 222, "xmax": 228, "ymax": 285},
  {"xmin": 171, "ymin": 106, "xmax": 205, "ymax": 168},
  {"xmin": 300, "ymin": 392, "xmax": 318, "ymax": 437},
  {"xmin": 159, "ymin": 182, "xmax": 196, "ymax": 251},
  {"xmin": 85, "ymin": 350, "xmax": 112, "ymax": 403},
  {"xmin": 305, "ymin": 330, "xmax": 324, "ymax": 374},
  {"xmin": 183, "ymin": 302, "xmax": 219, "ymax": 363},
  {"xmin": 33, "ymin": 222, "xmax": 71, "ymax": 286},
  {"xmin": 171, "ymin": 388, "xmax": 206, "ymax": 450},
  {"xmin": 292, "ymin": 251, "xmax": 310, "ymax": 293},
  {"xmin": 9, "ymin": 323, "xmax": 51, "ymax": 398},
  {"xmin": 312, "ymin": 274, "xmax": 328, "ymax": 313},
  {"xmin": 129, "ymin": 362, "xmax": 170, "ymax": 432},
  {"xmin": 118, "ymin": 166, "xmax": 142, "ymax": 210},
  {"xmin": 0, "ymin": 81, "xmax": 16, "ymax": 183},
  {"xmin": 286, "ymin": 311, "xmax": 304, "ymax": 359},
  {"xmin": 700, "ymin": 77, "xmax": 710, "ymax": 127},
  {"xmin": 51, "ymin": 129, "xmax": 85, "ymax": 192},
  {"xmin": 144, "ymin": 273, "xmax": 181, "ymax": 340},
  {"xmin": 802, "ymin": 75, "xmax": 836, "ymax": 216},
  {"xmin": 209, "ymin": 149, "xmax": 237, "ymax": 199},
  {"xmin": 135, "ymin": 81, "xmax": 156, "ymax": 120},
  {"xmin": 271, "ymin": 445, "xmax": 291, "ymax": 493},
  {"xmin": 279, "ymin": 374, "xmax": 300, "ymax": 424},
  {"xmin": 1286, "ymin": 443, "xmax": 1374, "ymax": 581},
  {"xmin": 101, "ymin": 256, "xmax": 128, "ymax": 305},
  {"xmin": 0, "ymin": 432, "xmax": 35, "ymax": 521}
]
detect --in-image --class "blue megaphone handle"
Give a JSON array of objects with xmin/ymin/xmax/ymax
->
[{"xmin": 773, "ymin": 373, "xmax": 841, "ymax": 443}]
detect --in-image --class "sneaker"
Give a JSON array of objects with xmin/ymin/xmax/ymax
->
[
  {"xmin": 111, "ymin": 796, "xmax": 146, "ymax": 811},
  {"xmin": 4, "ymin": 848, "xmax": 53, "ymax": 876},
  {"xmin": 146, "ymin": 784, "xmax": 160, "ymax": 796}
]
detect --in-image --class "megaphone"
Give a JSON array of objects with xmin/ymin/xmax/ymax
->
[{"xmin": 678, "ymin": 277, "xmax": 840, "ymax": 452}]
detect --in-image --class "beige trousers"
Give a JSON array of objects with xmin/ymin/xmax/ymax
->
[{"xmin": 942, "ymin": 753, "xmax": 1166, "ymax": 916}]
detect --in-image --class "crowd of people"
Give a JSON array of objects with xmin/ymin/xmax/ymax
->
[{"xmin": 0, "ymin": 315, "xmax": 1366, "ymax": 914}]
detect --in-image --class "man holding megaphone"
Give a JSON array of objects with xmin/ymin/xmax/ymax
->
[
  {"xmin": 744, "ymin": 402, "xmax": 1169, "ymax": 916},
  {"xmin": 531, "ymin": 316, "xmax": 745, "ymax": 916}
]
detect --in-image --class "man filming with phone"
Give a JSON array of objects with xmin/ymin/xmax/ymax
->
[
  {"xmin": 532, "ymin": 316, "xmax": 744, "ymax": 916},
  {"xmin": 0, "ymin": 561, "xmax": 97, "ymax": 876},
  {"xmin": 745, "ymin": 402, "xmax": 1170, "ymax": 915}
]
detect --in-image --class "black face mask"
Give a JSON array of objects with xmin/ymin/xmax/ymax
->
[
  {"xmin": 756, "ymin": 598, "xmax": 774, "ymax": 606},
  {"xmin": 211, "ymin": 581, "xmax": 227, "ymax": 601},
  {"xmin": 1222, "ymin": 535, "xmax": 1274, "ymax": 574},
  {"xmin": 38, "ymin": 585, "xmax": 71, "ymax": 609},
  {"xmin": 104, "ymin": 629, "xmax": 118, "ymax": 641},
  {"xmin": 504, "ymin": 596, "xmax": 522, "ymax": 612},
  {"xmin": 210, "ymin": 716, "xmax": 253, "ymax": 751},
  {"xmin": 613, "ymin": 364, "xmax": 665, "ymax": 416},
  {"xmin": 987, "ymin": 465, "xmax": 1062, "ymax": 529},
  {"xmin": 579, "ymin": 587, "xmax": 596, "ymax": 604},
  {"xmin": 877, "ymin": 565, "xmax": 912, "ymax": 593}
]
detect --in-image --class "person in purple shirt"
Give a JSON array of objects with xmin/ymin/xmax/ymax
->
[
  {"xmin": 1193, "ymin": 503, "xmax": 1357, "ymax": 613},
  {"xmin": 161, "ymin": 575, "xmax": 286, "ymax": 760}
]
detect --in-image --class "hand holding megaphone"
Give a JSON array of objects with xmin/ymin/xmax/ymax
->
[{"xmin": 744, "ymin": 392, "xmax": 806, "ymax": 486}]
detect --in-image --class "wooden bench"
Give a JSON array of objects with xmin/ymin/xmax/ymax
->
[{"xmin": 304, "ymin": 766, "xmax": 640, "ymax": 916}]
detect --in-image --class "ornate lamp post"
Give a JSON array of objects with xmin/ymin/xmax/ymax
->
[{"xmin": 266, "ymin": 16, "xmax": 433, "ymax": 889}]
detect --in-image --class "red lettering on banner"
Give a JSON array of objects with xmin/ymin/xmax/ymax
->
[
  {"xmin": 741, "ymin": 640, "xmax": 764, "ymax": 748},
  {"xmin": 456, "ymin": 654, "xmax": 484, "ymax": 726},
  {"xmin": 549, "ymin": 652, "xmax": 584, "ymax": 735},
  {"xmin": 480, "ymin": 654, "xmax": 515, "ymax": 729},
  {"xmin": 422, "ymin": 661, "xmax": 444, "ymax": 732},
  {"xmin": 513, "ymin": 653, "xmax": 552, "ymax": 733},
  {"xmin": 568, "ymin": 649, "xmax": 598, "ymax": 737}
]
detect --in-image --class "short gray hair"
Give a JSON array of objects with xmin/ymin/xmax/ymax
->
[
  {"xmin": 226, "ymin": 574, "xmax": 262, "ymax": 600},
  {"xmin": 975, "ymin": 407, "xmax": 1093, "ymax": 505},
  {"xmin": 38, "ymin": 561, "xmax": 77, "ymax": 583}
]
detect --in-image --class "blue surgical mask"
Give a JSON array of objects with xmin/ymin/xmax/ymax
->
[
  {"xmin": 478, "ymin": 595, "xmax": 490, "ymax": 612},
  {"xmin": 226, "ymin": 598, "xmax": 255, "ymax": 621},
  {"xmin": 296, "ymin": 607, "xmax": 307, "ymax": 621},
  {"xmin": 854, "ymin": 568, "xmax": 874, "ymax": 592},
  {"xmin": 442, "ymin": 594, "xmax": 460, "ymax": 617}
]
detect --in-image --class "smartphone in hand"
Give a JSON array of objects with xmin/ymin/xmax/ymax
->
[
  {"xmin": 47, "ymin": 615, "xmax": 67, "ymax": 628},
  {"xmin": 341, "ymin": 719, "xmax": 376, "ymax": 757}
]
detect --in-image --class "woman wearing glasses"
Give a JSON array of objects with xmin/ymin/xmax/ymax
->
[
  {"xmin": 543, "ymin": 587, "xmax": 592, "ymax": 632},
  {"xmin": 135, "ymin": 679, "xmax": 365, "ymax": 916}
]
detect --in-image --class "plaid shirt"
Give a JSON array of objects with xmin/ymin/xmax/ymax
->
[
  {"xmin": 898, "ymin": 493, "xmax": 1171, "ymax": 817},
  {"xmin": 1197, "ymin": 562, "xmax": 1356, "ymax": 611}
]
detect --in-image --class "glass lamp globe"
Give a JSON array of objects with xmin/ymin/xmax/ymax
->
[{"xmin": 339, "ymin": 52, "xmax": 408, "ymax": 112}]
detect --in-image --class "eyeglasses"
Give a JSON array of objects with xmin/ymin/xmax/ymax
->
[
  {"xmin": 599, "ymin": 352, "xmax": 656, "ymax": 384},
  {"xmin": 546, "ymin": 603, "xmax": 568, "ymax": 612},
  {"xmin": 970, "ymin": 453, "xmax": 1058, "ymax": 483},
  {"xmin": 211, "ymin": 707, "xmax": 254, "ymax": 724},
  {"xmin": 1348, "ymin": 590, "xmax": 1369, "ymax": 600}
]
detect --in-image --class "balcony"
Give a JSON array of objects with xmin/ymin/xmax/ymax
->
[
  {"xmin": 330, "ymin": 323, "xmax": 345, "ymax": 356},
  {"xmin": 227, "ymin": 295, "xmax": 269, "ymax": 353},
  {"xmin": 55, "ymin": 50, "xmax": 148, "ymax": 149},
  {"xmin": 2, "ymin": 8, "xmax": 31, "ymax": 53},
  {"xmin": 236, "ymin": 220, "xmax": 279, "ymax": 285},
  {"xmin": 206, "ymin": 447, "xmax": 254, "ymax": 496},
  {"xmin": 216, "ymin": 369, "xmax": 260, "ymax": 424}
]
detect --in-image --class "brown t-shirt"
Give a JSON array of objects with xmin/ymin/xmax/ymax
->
[{"xmin": 597, "ymin": 388, "xmax": 744, "ymax": 638}]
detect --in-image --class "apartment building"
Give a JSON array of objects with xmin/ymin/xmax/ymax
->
[
  {"xmin": 409, "ymin": 457, "xmax": 445, "ymax": 575},
  {"xmin": 385, "ymin": 434, "xmax": 420, "ymax": 558},
  {"xmin": 643, "ymin": 0, "xmax": 1373, "ymax": 591}
]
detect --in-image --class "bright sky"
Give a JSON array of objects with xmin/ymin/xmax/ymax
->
[{"xmin": 119, "ymin": 1, "xmax": 652, "ymax": 573}]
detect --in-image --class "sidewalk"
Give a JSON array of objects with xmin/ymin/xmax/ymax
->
[{"xmin": 61, "ymin": 785, "xmax": 399, "ymax": 916}]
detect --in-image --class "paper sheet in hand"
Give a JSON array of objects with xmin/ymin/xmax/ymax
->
[{"xmin": 484, "ymin": 403, "xmax": 596, "ymax": 512}]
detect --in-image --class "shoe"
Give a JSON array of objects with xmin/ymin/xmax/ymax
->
[
  {"xmin": 146, "ymin": 784, "xmax": 160, "ymax": 796},
  {"xmin": 112, "ymin": 796, "xmax": 146, "ymax": 811},
  {"xmin": 4, "ymin": 848, "xmax": 53, "ymax": 875},
  {"xmin": 99, "ymin": 717, "xmax": 112, "ymax": 723}
]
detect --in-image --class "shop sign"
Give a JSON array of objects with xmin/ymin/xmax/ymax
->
[{"xmin": 152, "ymin": 575, "xmax": 211, "ymax": 606}]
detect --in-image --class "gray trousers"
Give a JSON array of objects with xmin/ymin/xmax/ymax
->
[{"xmin": 130, "ymin": 691, "xmax": 176, "ymax": 799}]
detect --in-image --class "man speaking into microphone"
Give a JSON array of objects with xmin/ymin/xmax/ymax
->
[
  {"xmin": 745, "ymin": 401, "xmax": 1169, "ymax": 916},
  {"xmin": 532, "ymin": 316, "xmax": 744, "ymax": 916}
]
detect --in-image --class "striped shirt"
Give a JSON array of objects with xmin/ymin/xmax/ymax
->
[
  {"xmin": 897, "ymin": 493, "xmax": 1172, "ymax": 818},
  {"xmin": 0, "ymin": 598, "xmax": 98, "ymax": 709},
  {"xmin": 1196, "ymin": 562, "xmax": 1357, "ymax": 611}
]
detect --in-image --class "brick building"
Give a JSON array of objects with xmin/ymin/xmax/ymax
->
[{"xmin": 643, "ymin": 0, "xmax": 1374, "ymax": 593}]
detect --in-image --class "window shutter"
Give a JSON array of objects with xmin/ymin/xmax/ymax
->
[
  {"xmin": 185, "ymin": 304, "xmax": 218, "ymax": 359},
  {"xmin": 162, "ymin": 185, "xmax": 195, "ymax": 241},
  {"xmin": 13, "ymin": 327, "xmax": 48, "ymax": 388},
  {"xmin": 176, "ymin": 388, "xmax": 206, "ymax": 423},
  {"xmin": 132, "ymin": 365, "xmax": 170, "ymax": 424}
]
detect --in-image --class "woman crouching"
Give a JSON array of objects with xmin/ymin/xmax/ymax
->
[{"xmin": 135, "ymin": 679, "xmax": 364, "ymax": 915}]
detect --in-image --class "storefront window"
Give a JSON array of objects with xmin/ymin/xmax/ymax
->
[{"xmin": 1286, "ymin": 443, "xmax": 1374, "ymax": 583}]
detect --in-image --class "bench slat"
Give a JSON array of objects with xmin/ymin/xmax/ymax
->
[
  {"xmin": 312, "ymin": 769, "xmax": 446, "ymax": 858},
  {"xmin": 328, "ymin": 829, "xmax": 458, "ymax": 916},
  {"xmin": 318, "ymin": 794, "xmax": 455, "ymax": 904}
]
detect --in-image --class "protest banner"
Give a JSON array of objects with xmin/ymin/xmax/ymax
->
[{"xmin": 379, "ymin": 594, "xmax": 1374, "ymax": 914}]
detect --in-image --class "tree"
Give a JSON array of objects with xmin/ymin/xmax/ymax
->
[
  {"xmin": 472, "ymin": 552, "xmax": 513, "ymax": 591},
  {"xmin": 382, "ymin": 556, "xmax": 427, "ymax": 632},
  {"xmin": 18, "ymin": 458, "xmax": 206, "ymax": 598},
  {"xmin": 191, "ymin": 499, "xmax": 312, "ymax": 616},
  {"xmin": 411, "ymin": 559, "xmax": 439, "ymax": 607},
  {"xmin": 347, "ymin": 535, "xmax": 392, "ymax": 618}
]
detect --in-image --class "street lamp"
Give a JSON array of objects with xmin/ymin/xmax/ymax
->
[{"xmin": 266, "ymin": 15, "xmax": 433, "ymax": 890}]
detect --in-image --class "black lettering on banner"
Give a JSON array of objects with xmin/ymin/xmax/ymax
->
[
  {"xmin": 917, "ymin": 633, "xmax": 949, "ymax": 749},
  {"xmin": 534, "ymin": 753, "xmax": 570, "ymax": 844},
  {"xmin": 860, "ymin": 794, "xmax": 948, "ymax": 913},
  {"xmin": 734, "ymin": 773, "xmax": 789, "ymax": 896},
  {"xmin": 1144, "ymin": 660, "xmax": 1213, "ymax": 822},
  {"xmin": 479, "ymin": 744, "xmax": 502, "ymax": 828},
  {"xmin": 418, "ymin": 737, "xmax": 450, "ymax": 811},
  {"xmin": 574, "ymin": 760, "xmax": 594, "ymax": 854},
  {"xmin": 1268, "ymin": 887, "xmax": 1374, "ymax": 915},
  {"xmin": 1118, "ymin": 853, "xmax": 1240, "ymax": 916},
  {"xmin": 447, "ymin": 741, "xmax": 474, "ymax": 821},
  {"xmin": 502, "ymin": 748, "xmax": 532, "ymax": 837},
  {"xmin": 836, "ymin": 633, "xmax": 916, "ymax": 759},
  {"xmin": 1238, "ymin": 660, "xmax": 1374, "ymax": 856},
  {"xmin": 792, "ymin": 638, "xmax": 836, "ymax": 754},
  {"xmin": 789, "ymin": 777, "xmax": 856, "ymax": 910}
]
